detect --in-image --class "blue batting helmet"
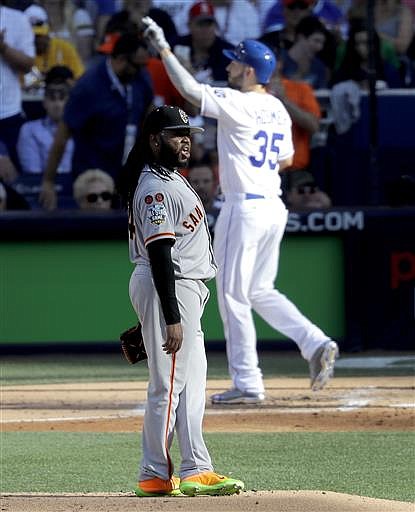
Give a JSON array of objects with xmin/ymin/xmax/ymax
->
[{"xmin": 223, "ymin": 39, "xmax": 276, "ymax": 84}]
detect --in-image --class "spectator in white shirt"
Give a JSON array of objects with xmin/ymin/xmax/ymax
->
[
  {"xmin": 17, "ymin": 66, "xmax": 74, "ymax": 175},
  {"xmin": 0, "ymin": 2, "xmax": 35, "ymax": 170}
]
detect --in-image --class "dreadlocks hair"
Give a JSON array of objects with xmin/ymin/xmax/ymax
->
[
  {"xmin": 117, "ymin": 110, "xmax": 180, "ymax": 210},
  {"xmin": 117, "ymin": 121, "xmax": 153, "ymax": 211}
]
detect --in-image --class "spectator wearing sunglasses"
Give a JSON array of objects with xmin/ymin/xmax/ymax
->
[
  {"xmin": 73, "ymin": 169, "xmax": 115, "ymax": 210},
  {"xmin": 285, "ymin": 169, "xmax": 331, "ymax": 209},
  {"xmin": 17, "ymin": 65, "xmax": 75, "ymax": 175}
]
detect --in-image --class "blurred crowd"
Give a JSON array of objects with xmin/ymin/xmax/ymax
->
[{"xmin": 1, "ymin": 0, "xmax": 414, "ymax": 221}]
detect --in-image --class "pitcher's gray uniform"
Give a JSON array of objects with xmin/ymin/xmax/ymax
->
[{"xmin": 128, "ymin": 164, "xmax": 217, "ymax": 481}]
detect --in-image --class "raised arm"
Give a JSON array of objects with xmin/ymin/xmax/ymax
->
[
  {"xmin": 142, "ymin": 17, "xmax": 202, "ymax": 108},
  {"xmin": 0, "ymin": 29, "xmax": 34, "ymax": 73},
  {"xmin": 39, "ymin": 121, "xmax": 71, "ymax": 210}
]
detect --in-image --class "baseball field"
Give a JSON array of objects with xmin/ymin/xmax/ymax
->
[{"xmin": 2, "ymin": 350, "xmax": 414, "ymax": 512}]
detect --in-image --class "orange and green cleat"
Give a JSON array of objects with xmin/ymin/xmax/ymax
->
[
  {"xmin": 135, "ymin": 476, "xmax": 182, "ymax": 497},
  {"xmin": 179, "ymin": 471, "xmax": 244, "ymax": 496}
]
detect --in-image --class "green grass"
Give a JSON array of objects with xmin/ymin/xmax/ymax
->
[
  {"xmin": 2, "ymin": 351, "xmax": 414, "ymax": 385},
  {"xmin": 2, "ymin": 351, "xmax": 414, "ymax": 502},
  {"xmin": 1, "ymin": 432, "xmax": 414, "ymax": 502}
]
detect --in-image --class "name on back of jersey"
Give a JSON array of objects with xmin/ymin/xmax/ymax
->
[
  {"xmin": 183, "ymin": 204, "xmax": 204, "ymax": 232},
  {"xmin": 255, "ymin": 109, "xmax": 285, "ymax": 125}
]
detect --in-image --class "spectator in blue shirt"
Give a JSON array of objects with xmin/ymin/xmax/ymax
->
[
  {"xmin": 39, "ymin": 31, "xmax": 154, "ymax": 210},
  {"xmin": 280, "ymin": 15, "xmax": 330, "ymax": 88},
  {"xmin": 17, "ymin": 65, "xmax": 74, "ymax": 175}
]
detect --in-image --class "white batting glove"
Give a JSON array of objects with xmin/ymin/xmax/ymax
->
[{"xmin": 142, "ymin": 16, "xmax": 171, "ymax": 53}]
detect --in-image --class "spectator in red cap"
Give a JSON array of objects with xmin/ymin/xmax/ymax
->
[
  {"xmin": 190, "ymin": 0, "xmax": 215, "ymax": 20},
  {"xmin": 172, "ymin": 1, "xmax": 234, "ymax": 83}
]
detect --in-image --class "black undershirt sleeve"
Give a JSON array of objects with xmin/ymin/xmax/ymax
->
[{"xmin": 147, "ymin": 238, "xmax": 181, "ymax": 325}]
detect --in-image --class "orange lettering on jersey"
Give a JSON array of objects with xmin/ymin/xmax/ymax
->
[
  {"xmin": 195, "ymin": 205, "xmax": 203, "ymax": 220},
  {"xmin": 183, "ymin": 221, "xmax": 194, "ymax": 232},
  {"xmin": 189, "ymin": 213, "xmax": 199, "ymax": 226},
  {"xmin": 183, "ymin": 204, "xmax": 205, "ymax": 232}
]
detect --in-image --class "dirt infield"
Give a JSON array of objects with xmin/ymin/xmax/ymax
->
[
  {"xmin": 3, "ymin": 376, "xmax": 413, "ymax": 432},
  {"xmin": 2, "ymin": 376, "xmax": 414, "ymax": 511}
]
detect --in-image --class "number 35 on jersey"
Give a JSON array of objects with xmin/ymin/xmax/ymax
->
[{"xmin": 249, "ymin": 131, "xmax": 284, "ymax": 170}]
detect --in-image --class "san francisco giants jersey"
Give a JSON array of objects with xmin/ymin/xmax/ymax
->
[
  {"xmin": 129, "ymin": 165, "xmax": 217, "ymax": 281},
  {"xmin": 200, "ymin": 86, "xmax": 294, "ymax": 197}
]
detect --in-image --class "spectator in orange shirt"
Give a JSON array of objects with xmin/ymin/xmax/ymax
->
[
  {"xmin": 267, "ymin": 58, "xmax": 321, "ymax": 171},
  {"xmin": 267, "ymin": 51, "xmax": 322, "ymax": 200},
  {"xmin": 143, "ymin": 52, "xmax": 184, "ymax": 107}
]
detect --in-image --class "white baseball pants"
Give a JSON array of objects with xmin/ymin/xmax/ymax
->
[{"xmin": 214, "ymin": 196, "xmax": 331, "ymax": 394}]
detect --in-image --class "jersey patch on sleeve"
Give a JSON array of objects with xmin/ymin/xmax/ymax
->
[{"xmin": 147, "ymin": 203, "xmax": 167, "ymax": 225}]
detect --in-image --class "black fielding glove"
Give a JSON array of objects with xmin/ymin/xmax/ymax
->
[{"xmin": 120, "ymin": 323, "xmax": 147, "ymax": 364}]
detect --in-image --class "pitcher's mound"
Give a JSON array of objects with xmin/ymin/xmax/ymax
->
[{"xmin": 1, "ymin": 491, "xmax": 412, "ymax": 512}]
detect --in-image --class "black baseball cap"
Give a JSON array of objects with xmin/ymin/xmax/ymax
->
[
  {"xmin": 144, "ymin": 106, "xmax": 204, "ymax": 134},
  {"xmin": 44, "ymin": 65, "xmax": 74, "ymax": 85}
]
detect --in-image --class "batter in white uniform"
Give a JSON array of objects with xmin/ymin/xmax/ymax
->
[
  {"xmin": 143, "ymin": 18, "xmax": 339, "ymax": 404},
  {"xmin": 120, "ymin": 105, "xmax": 244, "ymax": 497}
]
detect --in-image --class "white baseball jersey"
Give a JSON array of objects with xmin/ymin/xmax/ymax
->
[
  {"xmin": 129, "ymin": 165, "xmax": 217, "ymax": 281},
  {"xmin": 200, "ymin": 86, "xmax": 294, "ymax": 197}
]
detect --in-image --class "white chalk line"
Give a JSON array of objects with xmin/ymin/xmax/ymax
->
[
  {"xmin": 2, "ymin": 405, "xmax": 413, "ymax": 424},
  {"xmin": 3, "ymin": 384, "xmax": 413, "ymax": 424}
]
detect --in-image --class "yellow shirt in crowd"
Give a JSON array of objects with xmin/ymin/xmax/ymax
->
[{"xmin": 35, "ymin": 37, "xmax": 84, "ymax": 79}]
